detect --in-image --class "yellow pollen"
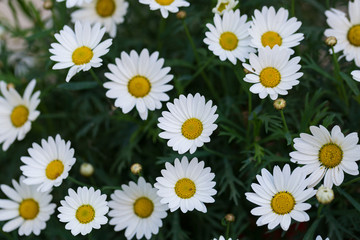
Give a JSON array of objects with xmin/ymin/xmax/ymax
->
[
  {"xmin": 219, "ymin": 32, "xmax": 238, "ymax": 51},
  {"xmin": 175, "ymin": 178, "xmax": 196, "ymax": 199},
  {"xmin": 76, "ymin": 205, "xmax": 95, "ymax": 224},
  {"xmin": 72, "ymin": 46, "xmax": 93, "ymax": 65},
  {"xmin": 128, "ymin": 76, "xmax": 151, "ymax": 98},
  {"xmin": 271, "ymin": 191, "xmax": 295, "ymax": 215},
  {"xmin": 45, "ymin": 160, "xmax": 64, "ymax": 180},
  {"xmin": 10, "ymin": 105, "xmax": 29, "ymax": 128},
  {"xmin": 259, "ymin": 67, "xmax": 281, "ymax": 88},
  {"xmin": 133, "ymin": 197, "xmax": 154, "ymax": 218},
  {"xmin": 348, "ymin": 25, "xmax": 360, "ymax": 47},
  {"xmin": 96, "ymin": 0, "xmax": 116, "ymax": 17},
  {"xmin": 217, "ymin": 2, "xmax": 229, "ymax": 12},
  {"xmin": 319, "ymin": 143, "xmax": 343, "ymax": 168},
  {"xmin": 155, "ymin": 0, "xmax": 174, "ymax": 5},
  {"xmin": 261, "ymin": 31, "xmax": 282, "ymax": 48},
  {"xmin": 181, "ymin": 118, "xmax": 203, "ymax": 140},
  {"xmin": 19, "ymin": 199, "xmax": 39, "ymax": 220}
]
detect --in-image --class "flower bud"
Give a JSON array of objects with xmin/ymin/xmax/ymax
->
[
  {"xmin": 273, "ymin": 98, "xmax": 286, "ymax": 110},
  {"xmin": 131, "ymin": 163, "xmax": 142, "ymax": 175},
  {"xmin": 316, "ymin": 185, "xmax": 334, "ymax": 204},
  {"xmin": 224, "ymin": 213, "xmax": 235, "ymax": 222},
  {"xmin": 325, "ymin": 36, "xmax": 337, "ymax": 47},
  {"xmin": 80, "ymin": 163, "xmax": 94, "ymax": 177},
  {"xmin": 7, "ymin": 83, "xmax": 15, "ymax": 90},
  {"xmin": 176, "ymin": 11, "xmax": 186, "ymax": 20}
]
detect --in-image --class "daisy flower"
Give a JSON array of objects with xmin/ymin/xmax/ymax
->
[
  {"xmin": 103, "ymin": 48, "xmax": 173, "ymax": 120},
  {"xmin": 49, "ymin": 21, "xmax": 112, "ymax": 82},
  {"xmin": 213, "ymin": 236, "xmax": 236, "ymax": 240},
  {"xmin": 71, "ymin": 0, "xmax": 129, "ymax": 38},
  {"xmin": 20, "ymin": 134, "xmax": 76, "ymax": 192},
  {"xmin": 249, "ymin": 6, "xmax": 304, "ymax": 53},
  {"xmin": 245, "ymin": 164, "xmax": 316, "ymax": 231},
  {"xmin": 0, "ymin": 177, "xmax": 56, "ymax": 236},
  {"xmin": 0, "ymin": 79, "xmax": 40, "ymax": 151},
  {"xmin": 324, "ymin": 0, "xmax": 360, "ymax": 67},
  {"xmin": 58, "ymin": 186, "xmax": 109, "ymax": 236},
  {"xmin": 316, "ymin": 236, "xmax": 330, "ymax": 240},
  {"xmin": 138, "ymin": 0, "xmax": 190, "ymax": 18},
  {"xmin": 351, "ymin": 70, "xmax": 360, "ymax": 82},
  {"xmin": 154, "ymin": 156, "xmax": 217, "ymax": 213},
  {"xmin": 108, "ymin": 177, "xmax": 168, "ymax": 240},
  {"xmin": 158, "ymin": 93, "xmax": 218, "ymax": 154},
  {"xmin": 204, "ymin": 9, "xmax": 255, "ymax": 65},
  {"xmin": 212, "ymin": 0, "xmax": 238, "ymax": 15},
  {"xmin": 243, "ymin": 45, "xmax": 303, "ymax": 100},
  {"xmin": 56, "ymin": 0, "xmax": 93, "ymax": 8},
  {"xmin": 290, "ymin": 125, "xmax": 360, "ymax": 188}
]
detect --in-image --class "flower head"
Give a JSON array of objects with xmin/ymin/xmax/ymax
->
[
  {"xmin": 212, "ymin": 0, "xmax": 238, "ymax": 15},
  {"xmin": 138, "ymin": 0, "xmax": 190, "ymax": 18}
]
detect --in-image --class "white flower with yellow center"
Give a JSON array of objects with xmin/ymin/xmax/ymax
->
[
  {"xmin": 325, "ymin": 0, "xmax": 360, "ymax": 67},
  {"xmin": 212, "ymin": 0, "xmax": 238, "ymax": 15},
  {"xmin": 158, "ymin": 93, "xmax": 218, "ymax": 154},
  {"xmin": 204, "ymin": 9, "xmax": 255, "ymax": 65},
  {"xmin": 0, "ymin": 79, "xmax": 40, "ymax": 151},
  {"xmin": 290, "ymin": 125, "xmax": 360, "ymax": 189},
  {"xmin": 351, "ymin": 70, "xmax": 360, "ymax": 82},
  {"xmin": 58, "ymin": 186, "xmax": 109, "ymax": 236},
  {"xmin": 245, "ymin": 164, "xmax": 315, "ymax": 231},
  {"xmin": 71, "ymin": 0, "xmax": 129, "ymax": 38},
  {"xmin": 154, "ymin": 156, "xmax": 217, "ymax": 213},
  {"xmin": 49, "ymin": 21, "xmax": 112, "ymax": 82},
  {"xmin": 0, "ymin": 177, "xmax": 56, "ymax": 236},
  {"xmin": 138, "ymin": 0, "xmax": 190, "ymax": 18},
  {"xmin": 243, "ymin": 45, "xmax": 303, "ymax": 100},
  {"xmin": 56, "ymin": 0, "xmax": 93, "ymax": 8},
  {"xmin": 108, "ymin": 177, "xmax": 168, "ymax": 240},
  {"xmin": 20, "ymin": 134, "xmax": 76, "ymax": 192},
  {"xmin": 249, "ymin": 6, "xmax": 303, "ymax": 53},
  {"xmin": 104, "ymin": 49, "xmax": 173, "ymax": 120}
]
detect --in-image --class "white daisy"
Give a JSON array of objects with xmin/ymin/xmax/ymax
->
[
  {"xmin": 49, "ymin": 21, "xmax": 112, "ymax": 82},
  {"xmin": 58, "ymin": 186, "xmax": 109, "ymax": 236},
  {"xmin": 138, "ymin": 0, "xmax": 190, "ymax": 18},
  {"xmin": 249, "ymin": 6, "xmax": 304, "ymax": 53},
  {"xmin": 108, "ymin": 177, "xmax": 168, "ymax": 240},
  {"xmin": 324, "ymin": 0, "xmax": 360, "ymax": 67},
  {"xmin": 0, "ymin": 177, "xmax": 56, "ymax": 236},
  {"xmin": 290, "ymin": 125, "xmax": 360, "ymax": 189},
  {"xmin": 56, "ymin": 0, "xmax": 93, "ymax": 8},
  {"xmin": 103, "ymin": 48, "xmax": 173, "ymax": 120},
  {"xmin": 0, "ymin": 79, "xmax": 40, "ymax": 151},
  {"xmin": 204, "ymin": 9, "xmax": 255, "ymax": 65},
  {"xmin": 212, "ymin": 0, "xmax": 238, "ymax": 15},
  {"xmin": 158, "ymin": 93, "xmax": 218, "ymax": 154},
  {"xmin": 71, "ymin": 0, "xmax": 129, "ymax": 38},
  {"xmin": 154, "ymin": 156, "xmax": 217, "ymax": 213},
  {"xmin": 316, "ymin": 236, "xmax": 330, "ymax": 240},
  {"xmin": 243, "ymin": 45, "xmax": 303, "ymax": 100},
  {"xmin": 213, "ymin": 236, "xmax": 236, "ymax": 240},
  {"xmin": 20, "ymin": 134, "xmax": 76, "ymax": 192},
  {"xmin": 245, "ymin": 164, "xmax": 316, "ymax": 231},
  {"xmin": 351, "ymin": 70, "xmax": 360, "ymax": 82}
]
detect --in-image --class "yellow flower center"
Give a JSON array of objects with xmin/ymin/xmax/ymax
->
[
  {"xmin": 181, "ymin": 118, "xmax": 203, "ymax": 140},
  {"xmin": 76, "ymin": 205, "xmax": 95, "ymax": 224},
  {"xmin": 261, "ymin": 31, "xmax": 282, "ymax": 48},
  {"xmin": 219, "ymin": 32, "xmax": 238, "ymax": 51},
  {"xmin": 72, "ymin": 46, "xmax": 94, "ymax": 65},
  {"xmin": 217, "ymin": 2, "xmax": 229, "ymax": 13},
  {"xmin": 19, "ymin": 198, "xmax": 39, "ymax": 220},
  {"xmin": 155, "ymin": 0, "xmax": 174, "ymax": 5},
  {"xmin": 128, "ymin": 76, "xmax": 151, "ymax": 98},
  {"xmin": 175, "ymin": 178, "xmax": 196, "ymax": 199},
  {"xmin": 45, "ymin": 160, "xmax": 64, "ymax": 180},
  {"xmin": 10, "ymin": 105, "xmax": 29, "ymax": 128},
  {"xmin": 271, "ymin": 191, "xmax": 295, "ymax": 215},
  {"xmin": 133, "ymin": 197, "xmax": 154, "ymax": 218},
  {"xmin": 96, "ymin": 0, "xmax": 116, "ymax": 17},
  {"xmin": 348, "ymin": 25, "xmax": 360, "ymax": 47},
  {"xmin": 259, "ymin": 67, "xmax": 281, "ymax": 88},
  {"xmin": 319, "ymin": 143, "xmax": 343, "ymax": 168}
]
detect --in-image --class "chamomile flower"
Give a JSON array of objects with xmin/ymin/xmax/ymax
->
[
  {"xmin": 71, "ymin": 0, "xmax": 129, "ymax": 38},
  {"xmin": 249, "ymin": 6, "xmax": 304, "ymax": 53},
  {"xmin": 154, "ymin": 156, "xmax": 217, "ymax": 213},
  {"xmin": 0, "ymin": 79, "xmax": 40, "ymax": 151},
  {"xmin": 20, "ymin": 134, "xmax": 76, "ymax": 192},
  {"xmin": 158, "ymin": 93, "xmax": 218, "ymax": 154},
  {"xmin": 245, "ymin": 164, "xmax": 316, "ymax": 231},
  {"xmin": 103, "ymin": 49, "xmax": 173, "ymax": 120},
  {"xmin": 351, "ymin": 70, "xmax": 360, "ymax": 82},
  {"xmin": 49, "ymin": 21, "xmax": 112, "ymax": 82},
  {"xmin": 0, "ymin": 177, "xmax": 56, "ymax": 236},
  {"xmin": 58, "ymin": 186, "xmax": 109, "ymax": 236},
  {"xmin": 290, "ymin": 125, "xmax": 360, "ymax": 188},
  {"xmin": 56, "ymin": 0, "xmax": 93, "ymax": 8},
  {"xmin": 138, "ymin": 0, "xmax": 190, "ymax": 18},
  {"xmin": 108, "ymin": 177, "xmax": 168, "ymax": 240},
  {"xmin": 243, "ymin": 45, "xmax": 303, "ymax": 100},
  {"xmin": 212, "ymin": 0, "xmax": 238, "ymax": 15},
  {"xmin": 204, "ymin": 9, "xmax": 255, "ymax": 65},
  {"xmin": 324, "ymin": 0, "xmax": 360, "ymax": 67}
]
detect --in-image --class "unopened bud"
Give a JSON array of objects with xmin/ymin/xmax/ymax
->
[
  {"xmin": 243, "ymin": 68, "xmax": 251, "ymax": 74},
  {"xmin": 176, "ymin": 11, "xmax": 186, "ymax": 19},
  {"xmin": 43, "ymin": 0, "xmax": 53, "ymax": 10},
  {"xmin": 224, "ymin": 213, "xmax": 235, "ymax": 222},
  {"xmin": 131, "ymin": 163, "xmax": 142, "ymax": 175},
  {"xmin": 325, "ymin": 36, "xmax": 337, "ymax": 47},
  {"xmin": 80, "ymin": 163, "xmax": 94, "ymax": 177},
  {"xmin": 273, "ymin": 98, "xmax": 286, "ymax": 110},
  {"xmin": 316, "ymin": 185, "xmax": 334, "ymax": 204},
  {"xmin": 7, "ymin": 83, "xmax": 15, "ymax": 90}
]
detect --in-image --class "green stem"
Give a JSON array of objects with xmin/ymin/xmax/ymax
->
[
  {"xmin": 90, "ymin": 68, "xmax": 102, "ymax": 86},
  {"xmin": 291, "ymin": 0, "xmax": 295, "ymax": 17},
  {"xmin": 101, "ymin": 186, "xmax": 121, "ymax": 191},
  {"xmin": 225, "ymin": 221, "xmax": 230, "ymax": 239},
  {"xmin": 280, "ymin": 110, "xmax": 289, "ymax": 133},
  {"xmin": 343, "ymin": 176, "xmax": 360, "ymax": 186},
  {"xmin": 331, "ymin": 46, "xmax": 349, "ymax": 107},
  {"xmin": 317, "ymin": 204, "xmax": 324, "ymax": 217},
  {"xmin": 67, "ymin": 176, "xmax": 90, "ymax": 187}
]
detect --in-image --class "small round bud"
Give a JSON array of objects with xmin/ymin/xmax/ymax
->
[
  {"xmin": 43, "ymin": 0, "xmax": 53, "ymax": 10},
  {"xmin": 80, "ymin": 163, "xmax": 94, "ymax": 177},
  {"xmin": 176, "ymin": 11, "xmax": 186, "ymax": 19},
  {"xmin": 316, "ymin": 185, "xmax": 334, "ymax": 204},
  {"xmin": 131, "ymin": 163, "xmax": 142, "ymax": 175},
  {"xmin": 243, "ymin": 68, "xmax": 251, "ymax": 74},
  {"xmin": 273, "ymin": 98, "xmax": 286, "ymax": 110},
  {"xmin": 7, "ymin": 83, "xmax": 15, "ymax": 90},
  {"xmin": 325, "ymin": 36, "xmax": 337, "ymax": 47},
  {"xmin": 224, "ymin": 213, "xmax": 235, "ymax": 222}
]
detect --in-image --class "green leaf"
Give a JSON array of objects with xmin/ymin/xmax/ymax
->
[
  {"xmin": 303, "ymin": 218, "xmax": 321, "ymax": 240},
  {"xmin": 340, "ymin": 72, "xmax": 360, "ymax": 96},
  {"xmin": 337, "ymin": 187, "xmax": 360, "ymax": 212},
  {"xmin": 57, "ymin": 81, "xmax": 98, "ymax": 90}
]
